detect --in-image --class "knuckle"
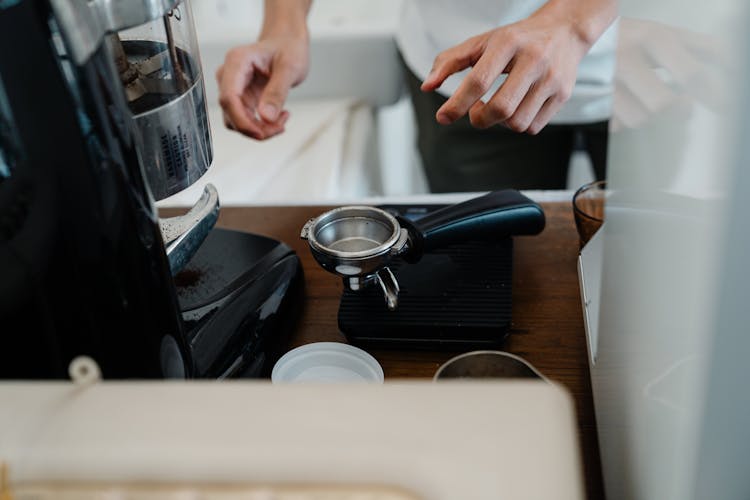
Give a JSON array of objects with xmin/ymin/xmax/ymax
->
[
  {"xmin": 466, "ymin": 71, "xmax": 491, "ymax": 94},
  {"xmin": 469, "ymin": 111, "xmax": 487, "ymax": 129},
  {"xmin": 490, "ymin": 96, "xmax": 514, "ymax": 120},
  {"xmin": 278, "ymin": 53, "xmax": 303, "ymax": 72},
  {"xmin": 545, "ymin": 71, "xmax": 570, "ymax": 99},
  {"xmin": 500, "ymin": 29, "xmax": 522, "ymax": 48},
  {"xmin": 224, "ymin": 48, "xmax": 241, "ymax": 64},
  {"xmin": 530, "ymin": 41, "xmax": 553, "ymax": 64},
  {"xmin": 469, "ymin": 33, "xmax": 488, "ymax": 51},
  {"xmin": 297, "ymin": 63, "xmax": 310, "ymax": 81},
  {"xmin": 433, "ymin": 51, "xmax": 448, "ymax": 67},
  {"xmin": 548, "ymin": 71, "xmax": 564, "ymax": 90},
  {"xmin": 522, "ymin": 44, "xmax": 545, "ymax": 63},
  {"xmin": 226, "ymin": 45, "xmax": 248, "ymax": 61},
  {"xmin": 504, "ymin": 116, "xmax": 520, "ymax": 132},
  {"xmin": 505, "ymin": 116, "xmax": 527, "ymax": 133},
  {"xmin": 556, "ymin": 84, "xmax": 573, "ymax": 103},
  {"xmin": 289, "ymin": 61, "xmax": 309, "ymax": 82},
  {"xmin": 469, "ymin": 116, "xmax": 490, "ymax": 129},
  {"xmin": 441, "ymin": 105, "xmax": 460, "ymax": 121},
  {"xmin": 218, "ymin": 95, "xmax": 231, "ymax": 108}
]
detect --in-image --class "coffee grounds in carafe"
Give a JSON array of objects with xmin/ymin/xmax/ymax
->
[{"xmin": 128, "ymin": 91, "xmax": 181, "ymax": 115}]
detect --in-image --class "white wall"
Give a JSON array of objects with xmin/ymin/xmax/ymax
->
[{"xmin": 169, "ymin": 0, "xmax": 428, "ymax": 206}]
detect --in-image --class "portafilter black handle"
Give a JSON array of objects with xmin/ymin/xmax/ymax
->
[{"xmin": 397, "ymin": 190, "xmax": 545, "ymax": 262}]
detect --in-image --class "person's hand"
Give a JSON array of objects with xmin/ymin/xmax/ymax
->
[
  {"xmin": 611, "ymin": 18, "xmax": 727, "ymax": 132},
  {"xmin": 421, "ymin": 1, "xmax": 616, "ymax": 135},
  {"xmin": 217, "ymin": 35, "xmax": 309, "ymax": 140}
]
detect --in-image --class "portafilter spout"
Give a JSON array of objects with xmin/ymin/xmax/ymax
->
[
  {"xmin": 345, "ymin": 268, "xmax": 401, "ymax": 311},
  {"xmin": 301, "ymin": 190, "xmax": 546, "ymax": 310}
]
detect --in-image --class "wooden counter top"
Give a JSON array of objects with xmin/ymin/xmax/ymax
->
[{"xmin": 162, "ymin": 201, "xmax": 604, "ymax": 500}]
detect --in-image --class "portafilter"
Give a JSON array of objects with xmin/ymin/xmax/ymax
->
[{"xmin": 301, "ymin": 190, "xmax": 545, "ymax": 310}]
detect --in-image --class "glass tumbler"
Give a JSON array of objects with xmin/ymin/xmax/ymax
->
[{"xmin": 573, "ymin": 180, "xmax": 607, "ymax": 250}]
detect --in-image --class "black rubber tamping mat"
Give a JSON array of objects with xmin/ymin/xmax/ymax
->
[{"xmin": 338, "ymin": 237, "xmax": 513, "ymax": 350}]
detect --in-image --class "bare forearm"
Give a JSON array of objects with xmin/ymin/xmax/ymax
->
[
  {"xmin": 261, "ymin": 0, "xmax": 312, "ymax": 39},
  {"xmin": 534, "ymin": 0, "xmax": 618, "ymax": 48}
]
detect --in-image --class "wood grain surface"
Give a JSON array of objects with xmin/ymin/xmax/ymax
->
[{"xmin": 161, "ymin": 201, "xmax": 604, "ymax": 500}]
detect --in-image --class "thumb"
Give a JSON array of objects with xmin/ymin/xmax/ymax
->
[{"xmin": 258, "ymin": 63, "xmax": 298, "ymax": 122}]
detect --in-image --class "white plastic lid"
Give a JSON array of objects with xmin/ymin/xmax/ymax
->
[{"xmin": 271, "ymin": 342, "xmax": 384, "ymax": 383}]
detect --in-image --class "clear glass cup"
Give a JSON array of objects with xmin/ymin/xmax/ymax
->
[{"xmin": 573, "ymin": 180, "xmax": 607, "ymax": 250}]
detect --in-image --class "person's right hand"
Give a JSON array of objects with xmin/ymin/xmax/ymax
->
[
  {"xmin": 217, "ymin": 35, "xmax": 309, "ymax": 140},
  {"xmin": 420, "ymin": 0, "xmax": 617, "ymax": 135}
]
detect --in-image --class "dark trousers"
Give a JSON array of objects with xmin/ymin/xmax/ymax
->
[{"xmin": 402, "ymin": 60, "xmax": 609, "ymax": 192}]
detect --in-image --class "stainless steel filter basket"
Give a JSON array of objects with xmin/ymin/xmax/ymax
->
[{"xmin": 303, "ymin": 206, "xmax": 408, "ymax": 277}]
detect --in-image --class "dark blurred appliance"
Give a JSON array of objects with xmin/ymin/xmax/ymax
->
[{"xmin": 0, "ymin": 0, "xmax": 302, "ymax": 379}]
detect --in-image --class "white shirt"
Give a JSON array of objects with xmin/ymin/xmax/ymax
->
[{"xmin": 396, "ymin": 0, "xmax": 618, "ymax": 124}]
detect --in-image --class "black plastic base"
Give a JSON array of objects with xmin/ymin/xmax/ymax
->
[
  {"xmin": 175, "ymin": 227, "xmax": 303, "ymax": 378},
  {"xmin": 338, "ymin": 205, "xmax": 513, "ymax": 350}
]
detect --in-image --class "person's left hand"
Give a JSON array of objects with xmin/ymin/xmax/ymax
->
[{"xmin": 421, "ymin": 9, "xmax": 594, "ymax": 135}]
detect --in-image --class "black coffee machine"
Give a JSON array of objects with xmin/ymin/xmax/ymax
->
[{"xmin": 0, "ymin": 0, "xmax": 302, "ymax": 379}]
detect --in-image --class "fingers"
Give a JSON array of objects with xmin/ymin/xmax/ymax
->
[
  {"xmin": 222, "ymin": 92, "xmax": 289, "ymax": 139},
  {"xmin": 440, "ymin": 41, "xmax": 575, "ymax": 134},
  {"xmin": 479, "ymin": 68, "xmax": 569, "ymax": 134},
  {"xmin": 255, "ymin": 109, "xmax": 290, "ymax": 139},
  {"xmin": 222, "ymin": 108, "xmax": 290, "ymax": 140},
  {"xmin": 258, "ymin": 61, "xmax": 299, "ymax": 122},
  {"xmin": 435, "ymin": 43, "xmax": 515, "ymax": 125},
  {"xmin": 223, "ymin": 108, "xmax": 234, "ymax": 130},
  {"xmin": 526, "ymin": 96, "xmax": 563, "ymax": 135},
  {"xmin": 217, "ymin": 49, "xmax": 266, "ymax": 139},
  {"xmin": 421, "ymin": 36, "xmax": 483, "ymax": 92},
  {"xmin": 220, "ymin": 93, "xmax": 266, "ymax": 139},
  {"xmin": 468, "ymin": 57, "xmax": 542, "ymax": 129},
  {"xmin": 217, "ymin": 45, "xmax": 294, "ymax": 140},
  {"xmin": 425, "ymin": 16, "xmax": 591, "ymax": 133},
  {"xmin": 220, "ymin": 78, "xmax": 290, "ymax": 140}
]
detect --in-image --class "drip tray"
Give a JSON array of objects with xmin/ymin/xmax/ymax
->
[{"xmin": 338, "ymin": 205, "xmax": 514, "ymax": 350}]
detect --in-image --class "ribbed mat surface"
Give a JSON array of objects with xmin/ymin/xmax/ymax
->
[{"xmin": 339, "ymin": 238, "xmax": 513, "ymax": 350}]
